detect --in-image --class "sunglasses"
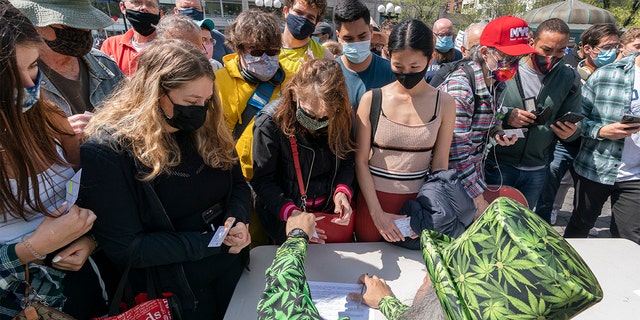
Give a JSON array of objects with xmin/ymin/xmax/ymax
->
[{"xmin": 246, "ymin": 48, "xmax": 280, "ymax": 57}]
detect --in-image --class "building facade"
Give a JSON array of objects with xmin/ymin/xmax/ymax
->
[{"xmin": 92, "ymin": 0, "xmax": 393, "ymax": 33}]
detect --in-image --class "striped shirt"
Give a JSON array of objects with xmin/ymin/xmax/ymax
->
[
  {"xmin": 438, "ymin": 61, "xmax": 495, "ymax": 198},
  {"xmin": 369, "ymin": 97, "xmax": 442, "ymax": 194}
]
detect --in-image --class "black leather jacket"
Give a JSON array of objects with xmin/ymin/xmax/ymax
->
[{"xmin": 251, "ymin": 101, "xmax": 355, "ymax": 221}]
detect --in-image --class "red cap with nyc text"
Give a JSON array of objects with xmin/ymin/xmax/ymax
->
[{"xmin": 480, "ymin": 16, "xmax": 538, "ymax": 56}]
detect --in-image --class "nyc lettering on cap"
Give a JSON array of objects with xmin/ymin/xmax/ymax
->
[{"xmin": 479, "ymin": 15, "xmax": 538, "ymax": 56}]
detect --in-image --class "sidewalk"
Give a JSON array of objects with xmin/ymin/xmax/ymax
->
[{"xmin": 551, "ymin": 186, "xmax": 612, "ymax": 238}]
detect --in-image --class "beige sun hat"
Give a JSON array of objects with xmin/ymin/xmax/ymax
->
[{"xmin": 9, "ymin": 0, "xmax": 114, "ymax": 30}]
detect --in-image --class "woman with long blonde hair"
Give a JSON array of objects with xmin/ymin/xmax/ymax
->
[
  {"xmin": 252, "ymin": 59, "xmax": 356, "ymax": 244},
  {"xmin": 80, "ymin": 39, "xmax": 251, "ymax": 319}
]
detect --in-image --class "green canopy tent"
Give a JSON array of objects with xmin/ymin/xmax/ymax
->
[{"xmin": 524, "ymin": 0, "xmax": 617, "ymax": 44}]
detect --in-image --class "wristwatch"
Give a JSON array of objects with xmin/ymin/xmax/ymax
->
[{"xmin": 287, "ymin": 228, "xmax": 310, "ymax": 243}]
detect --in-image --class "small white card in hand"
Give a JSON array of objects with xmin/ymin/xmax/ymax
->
[
  {"xmin": 393, "ymin": 217, "xmax": 416, "ymax": 238},
  {"xmin": 208, "ymin": 218, "xmax": 235, "ymax": 247},
  {"xmin": 65, "ymin": 169, "xmax": 82, "ymax": 211},
  {"xmin": 503, "ymin": 129, "xmax": 526, "ymax": 138}
]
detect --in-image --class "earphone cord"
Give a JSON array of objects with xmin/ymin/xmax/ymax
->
[{"xmin": 484, "ymin": 82, "xmax": 504, "ymax": 192}]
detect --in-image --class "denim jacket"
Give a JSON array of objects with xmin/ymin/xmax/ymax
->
[{"xmin": 40, "ymin": 49, "xmax": 124, "ymax": 116}]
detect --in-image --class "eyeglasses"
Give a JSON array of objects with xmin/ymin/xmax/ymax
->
[
  {"xmin": 594, "ymin": 43, "xmax": 622, "ymax": 52},
  {"xmin": 124, "ymin": 0, "xmax": 158, "ymax": 10},
  {"xmin": 202, "ymin": 37, "xmax": 216, "ymax": 46},
  {"xmin": 246, "ymin": 48, "xmax": 280, "ymax": 57},
  {"xmin": 491, "ymin": 51, "xmax": 521, "ymax": 67}
]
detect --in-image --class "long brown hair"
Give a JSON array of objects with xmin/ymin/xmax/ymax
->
[
  {"xmin": 85, "ymin": 39, "xmax": 236, "ymax": 181},
  {"xmin": 273, "ymin": 59, "xmax": 355, "ymax": 159},
  {"xmin": 0, "ymin": 3, "xmax": 73, "ymax": 220}
]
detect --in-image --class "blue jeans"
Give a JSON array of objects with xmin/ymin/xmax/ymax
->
[
  {"xmin": 534, "ymin": 142, "xmax": 579, "ymax": 222},
  {"xmin": 484, "ymin": 158, "xmax": 547, "ymax": 209}
]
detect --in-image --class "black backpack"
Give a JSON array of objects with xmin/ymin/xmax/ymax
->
[
  {"xmin": 428, "ymin": 58, "xmax": 481, "ymax": 120},
  {"xmin": 429, "ymin": 58, "xmax": 475, "ymax": 90}
]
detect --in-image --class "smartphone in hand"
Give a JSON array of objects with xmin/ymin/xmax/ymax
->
[
  {"xmin": 556, "ymin": 112, "xmax": 585, "ymax": 124},
  {"xmin": 621, "ymin": 114, "xmax": 640, "ymax": 124}
]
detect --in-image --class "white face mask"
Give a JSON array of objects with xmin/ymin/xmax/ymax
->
[{"xmin": 341, "ymin": 40, "xmax": 371, "ymax": 64}]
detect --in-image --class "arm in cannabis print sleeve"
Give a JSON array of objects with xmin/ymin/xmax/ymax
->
[
  {"xmin": 257, "ymin": 237, "xmax": 322, "ymax": 320},
  {"xmin": 379, "ymin": 296, "xmax": 410, "ymax": 320}
]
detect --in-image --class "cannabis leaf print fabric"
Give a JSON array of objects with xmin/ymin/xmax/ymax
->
[{"xmin": 421, "ymin": 197, "xmax": 603, "ymax": 320}]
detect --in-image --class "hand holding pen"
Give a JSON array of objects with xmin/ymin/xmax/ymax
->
[{"xmin": 348, "ymin": 273, "xmax": 395, "ymax": 309}]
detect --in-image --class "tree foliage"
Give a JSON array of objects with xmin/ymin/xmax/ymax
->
[{"xmin": 394, "ymin": 0, "xmax": 639, "ymax": 30}]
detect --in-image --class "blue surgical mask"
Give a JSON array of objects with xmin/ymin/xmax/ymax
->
[
  {"xmin": 286, "ymin": 14, "xmax": 315, "ymax": 41},
  {"xmin": 178, "ymin": 8, "xmax": 204, "ymax": 21},
  {"xmin": 342, "ymin": 40, "xmax": 371, "ymax": 64},
  {"xmin": 311, "ymin": 36, "xmax": 321, "ymax": 43},
  {"xmin": 16, "ymin": 69, "xmax": 42, "ymax": 113},
  {"xmin": 593, "ymin": 49, "xmax": 617, "ymax": 67},
  {"xmin": 435, "ymin": 36, "xmax": 454, "ymax": 52}
]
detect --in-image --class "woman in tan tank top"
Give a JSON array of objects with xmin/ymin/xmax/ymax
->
[{"xmin": 355, "ymin": 19, "xmax": 456, "ymax": 245}]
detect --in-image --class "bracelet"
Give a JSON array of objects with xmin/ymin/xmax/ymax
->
[{"xmin": 22, "ymin": 238, "xmax": 46, "ymax": 260}]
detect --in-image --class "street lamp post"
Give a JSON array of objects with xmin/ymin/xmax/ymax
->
[
  {"xmin": 377, "ymin": 2, "xmax": 402, "ymax": 21},
  {"xmin": 255, "ymin": 0, "xmax": 282, "ymax": 12}
]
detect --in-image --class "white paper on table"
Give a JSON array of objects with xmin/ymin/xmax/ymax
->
[
  {"xmin": 65, "ymin": 169, "xmax": 82, "ymax": 210},
  {"xmin": 393, "ymin": 217, "xmax": 416, "ymax": 238},
  {"xmin": 308, "ymin": 281, "xmax": 374, "ymax": 320}
]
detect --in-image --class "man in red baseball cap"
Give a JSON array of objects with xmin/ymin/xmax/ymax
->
[
  {"xmin": 485, "ymin": 17, "xmax": 582, "ymax": 213},
  {"xmin": 437, "ymin": 15, "xmax": 537, "ymax": 218}
]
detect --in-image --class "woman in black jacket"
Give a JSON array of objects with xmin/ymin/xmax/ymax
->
[
  {"xmin": 79, "ymin": 40, "xmax": 251, "ymax": 320},
  {"xmin": 252, "ymin": 59, "xmax": 356, "ymax": 244}
]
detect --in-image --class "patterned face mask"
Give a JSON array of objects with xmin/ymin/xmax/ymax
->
[
  {"xmin": 16, "ymin": 69, "xmax": 42, "ymax": 113},
  {"xmin": 487, "ymin": 53, "xmax": 519, "ymax": 82},
  {"xmin": 44, "ymin": 27, "xmax": 93, "ymax": 57},
  {"xmin": 296, "ymin": 104, "xmax": 328, "ymax": 131},
  {"xmin": 242, "ymin": 53, "xmax": 280, "ymax": 82}
]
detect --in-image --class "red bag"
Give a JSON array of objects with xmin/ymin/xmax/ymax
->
[
  {"xmin": 313, "ymin": 210, "xmax": 355, "ymax": 243},
  {"xmin": 95, "ymin": 297, "xmax": 172, "ymax": 320}
]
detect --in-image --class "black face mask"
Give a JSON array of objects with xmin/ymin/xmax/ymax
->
[
  {"xmin": 530, "ymin": 53, "xmax": 562, "ymax": 75},
  {"xmin": 44, "ymin": 27, "xmax": 93, "ymax": 57},
  {"xmin": 165, "ymin": 97, "xmax": 208, "ymax": 132},
  {"xmin": 371, "ymin": 48, "xmax": 382, "ymax": 56},
  {"xmin": 393, "ymin": 66, "xmax": 428, "ymax": 90},
  {"xmin": 286, "ymin": 14, "xmax": 315, "ymax": 40},
  {"xmin": 125, "ymin": 9, "xmax": 160, "ymax": 37}
]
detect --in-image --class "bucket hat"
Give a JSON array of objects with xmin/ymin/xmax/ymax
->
[
  {"xmin": 421, "ymin": 197, "xmax": 603, "ymax": 319},
  {"xmin": 9, "ymin": 0, "xmax": 114, "ymax": 30}
]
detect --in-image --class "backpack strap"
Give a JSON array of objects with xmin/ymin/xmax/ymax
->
[
  {"xmin": 369, "ymin": 88, "xmax": 383, "ymax": 143},
  {"xmin": 232, "ymin": 68, "xmax": 285, "ymax": 142},
  {"xmin": 460, "ymin": 62, "xmax": 482, "ymax": 118},
  {"xmin": 232, "ymin": 81, "xmax": 277, "ymax": 141}
]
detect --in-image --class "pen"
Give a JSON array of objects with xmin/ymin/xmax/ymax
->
[{"xmin": 358, "ymin": 273, "xmax": 367, "ymax": 310}]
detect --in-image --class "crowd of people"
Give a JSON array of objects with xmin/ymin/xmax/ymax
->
[{"xmin": 1, "ymin": 0, "xmax": 639, "ymax": 318}]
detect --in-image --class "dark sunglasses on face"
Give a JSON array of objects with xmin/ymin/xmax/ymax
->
[{"xmin": 248, "ymin": 48, "xmax": 280, "ymax": 57}]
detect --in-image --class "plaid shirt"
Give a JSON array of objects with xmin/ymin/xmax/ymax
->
[
  {"xmin": 0, "ymin": 244, "xmax": 66, "ymax": 317},
  {"xmin": 438, "ymin": 61, "xmax": 496, "ymax": 198},
  {"xmin": 575, "ymin": 54, "xmax": 639, "ymax": 185}
]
